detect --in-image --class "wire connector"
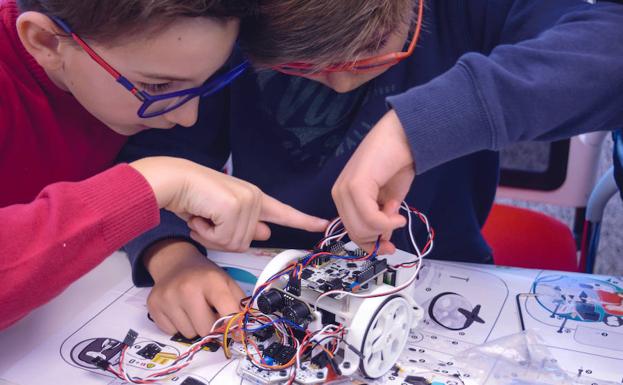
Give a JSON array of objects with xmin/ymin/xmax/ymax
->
[
  {"xmin": 91, "ymin": 356, "xmax": 110, "ymax": 371},
  {"xmin": 123, "ymin": 329, "xmax": 139, "ymax": 346}
]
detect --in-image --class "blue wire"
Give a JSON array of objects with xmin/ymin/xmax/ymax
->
[
  {"xmin": 243, "ymin": 318, "xmax": 285, "ymax": 332},
  {"xmin": 244, "ymin": 318, "xmax": 306, "ymax": 332}
]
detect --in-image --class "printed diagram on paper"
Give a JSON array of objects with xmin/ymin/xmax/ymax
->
[
  {"xmin": 2, "ymin": 249, "xmax": 622, "ymax": 385},
  {"xmin": 516, "ymin": 274, "xmax": 623, "ymax": 382}
]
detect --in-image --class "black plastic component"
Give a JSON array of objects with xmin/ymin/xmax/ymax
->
[
  {"xmin": 346, "ymin": 262, "xmax": 357, "ymax": 268},
  {"xmin": 276, "ymin": 346, "xmax": 297, "ymax": 364},
  {"xmin": 252, "ymin": 325, "xmax": 275, "ymax": 342},
  {"xmin": 320, "ymin": 309, "xmax": 336, "ymax": 325},
  {"xmin": 264, "ymin": 342, "xmax": 296, "ymax": 365},
  {"xmin": 353, "ymin": 268, "xmax": 373, "ymax": 284},
  {"xmin": 137, "ymin": 343, "xmax": 161, "ymax": 359},
  {"xmin": 320, "ymin": 277, "xmax": 343, "ymax": 292},
  {"xmin": 264, "ymin": 342, "xmax": 296, "ymax": 364},
  {"xmin": 383, "ymin": 268, "xmax": 397, "ymax": 286},
  {"xmin": 202, "ymin": 340, "xmax": 221, "ymax": 352},
  {"xmin": 257, "ymin": 289, "xmax": 285, "ymax": 314},
  {"xmin": 171, "ymin": 333, "xmax": 201, "ymax": 345},
  {"xmin": 312, "ymin": 253, "xmax": 330, "ymax": 266},
  {"xmin": 284, "ymin": 302, "xmax": 311, "ymax": 325},
  {"xmin": 329, "ymin": 241, "xmax": 346, "ymax": 255},
  {"xmin": 327, "ymin": 278, "xmax": 342, "ymax": 290},
  {"xmin": 123, "ymin": 329, "xmax": 138, "ymax": 346},
  {"xmin": 181, "ymin": 377, "xmax": 208, "ymax": 385},
  {"xmin": 264, "ymin": 342, "xmax": 281, "ymax": 359},
  {"xmin": 171, "ymin": 333, "xmax": 219, "ymax": 352},
  {"xmin": 405, "ymin": 375, "xmax": 430, "ymax": 385},
  {"xmin": 301, "ymin": 269, "xmax": 313, "ymax": 280},
  {"xmin": 91, "ymin": 356, "xmax": 110, "ymax": 370},
  {"xmin": 353, "ymin": 259, "xmax": 388, "ymax": 285},
  {"xmin": 373, "ymin": 258, "xmax": 388, "ymax": 274},
  {"xmin": 311, "ymin": 351, "xmax": 330, "ymax": 368},
  {"xmin": 287, "ymin": 276, "xmax": 301, "ymax": 296}
]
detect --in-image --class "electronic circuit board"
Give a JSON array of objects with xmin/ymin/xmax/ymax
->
[{"xmin": 299, "ymin": 257, "xmax": 391, "ymax": 296}]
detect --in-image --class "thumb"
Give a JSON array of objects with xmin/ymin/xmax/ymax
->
[
  {"xmin": 260, "ymin": 194, "xmax": 329, "ymax": 232},
  {"xmin": 254, "ymin": 222, "xmax": 271, "ymax": 241},
  {"xmin": 382, "ymin": 199, "xmax": 406, "ymax": 229},
  {"xmin": 382, "ymin": 199, "xmax": 401, "ymax": 216}
]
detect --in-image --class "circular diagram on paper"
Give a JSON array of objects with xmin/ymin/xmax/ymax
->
[
  {"xmin": 532, "ymin": 275, "xmax": 623, "ymax": 325},
  {"xmin": 428, "ymin": 292, "xmax": 485, "ymax": 331}
]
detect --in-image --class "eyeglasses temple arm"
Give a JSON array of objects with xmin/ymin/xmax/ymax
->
[{"xmin": 49, "ymin": 16, "xmax": 146, "ymax": 102}]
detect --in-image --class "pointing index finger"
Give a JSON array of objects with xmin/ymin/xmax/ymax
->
[{"xmin": 260, "ymin": 194, "xmax": 329, "ymax": 233}]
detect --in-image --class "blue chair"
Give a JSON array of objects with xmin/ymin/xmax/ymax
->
[{"xmin": 580, "ymin": 130, "xmax": 623, "ymax": 273}]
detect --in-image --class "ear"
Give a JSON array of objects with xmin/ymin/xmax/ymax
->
[{"xmin": 16, "ymin": 12, "xmax": 65, "ymax": 71}]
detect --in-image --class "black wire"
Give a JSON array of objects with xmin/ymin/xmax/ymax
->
[{"xmin": 309, "ymin": 334, "xmax": 345, "ymax": 353}]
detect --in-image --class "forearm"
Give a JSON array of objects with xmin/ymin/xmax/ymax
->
[
  {"xmin": 388, "ymin": 2, "xmax": 623, "ymax": 174},
  {"xmin": 0, "ymin": 164, "xmax": 159, "ymax": 329}
]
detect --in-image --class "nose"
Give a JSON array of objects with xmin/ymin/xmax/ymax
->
[
  {"xmin": 324, "ymin": 73, "xmax": 360, "ymax": 93},
  {"xmin": 163, "ymin": 97, "xmax": 200, "ymax": 127}
]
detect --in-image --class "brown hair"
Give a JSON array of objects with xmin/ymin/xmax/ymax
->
[
  {"xmin": 239, "ymin": 0, "xmax": 415, "ymax": 68},
  {"xmin": 17, "ymin": 0, "xmax": 256, "ymax": 42}
]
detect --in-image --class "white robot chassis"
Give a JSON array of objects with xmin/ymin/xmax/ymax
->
[{"xmin": 235, "ymin": 245, "xmax": 425, "ymax": 384}]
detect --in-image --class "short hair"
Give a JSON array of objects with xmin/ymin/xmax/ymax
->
[
  {"xmin": 239, "ymin": 0, "xmax": 415, "ymax": 68},
  {"xmin": 17, "ymin": 0, "xmax": 256, "ymax": 42}
]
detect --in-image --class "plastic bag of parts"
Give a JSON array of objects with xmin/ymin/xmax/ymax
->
[{"xmin": 454, "ymin": 331, "xmax": 619, "ymax": 385}]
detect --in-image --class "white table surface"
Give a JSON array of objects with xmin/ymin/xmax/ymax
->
[
  {"xmin": 0, "ymin": 251, "xmax": 130, "ymax": 377},
  {"xmin": 2, "ymin": 251, "xmax": 622, "ymax": 385}
]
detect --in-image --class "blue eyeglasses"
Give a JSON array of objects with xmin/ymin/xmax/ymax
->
[{"xmin": 51, "ymin": 16, "xmax": 247, "ymax": 118}]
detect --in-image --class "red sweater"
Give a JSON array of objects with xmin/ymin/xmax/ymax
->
[{"xmin": 0, "ymin": 0, "xmax": 160, "ymax": 329}]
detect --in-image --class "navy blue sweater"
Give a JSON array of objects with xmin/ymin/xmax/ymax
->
[
  {"xmin": 120, "ymin": 0, "xmax": 623, "ymax": 286},
  {"xmin": 615, "ymin": 130, "xmax": 623, "ymax": 200}
]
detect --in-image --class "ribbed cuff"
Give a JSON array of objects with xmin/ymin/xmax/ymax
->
[
  {"xmin": 74, "ymin": 164, "xmax": 160, "ymax": 252},
  {"xmin": 387, "ymin": 61, "xmax": 495, "ymax": 174}
]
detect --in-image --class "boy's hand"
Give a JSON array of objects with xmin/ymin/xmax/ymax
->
[
  {"xmin": 144, "ymin": 240, "xmax": 244, "ymax": 338},
  {"xmin": 130, "ymin": 157, "xmax": 329, "ymax": 252},
  {"xmin": 332, "ymin": 110, "xmax": 413, "ymax": 254}
]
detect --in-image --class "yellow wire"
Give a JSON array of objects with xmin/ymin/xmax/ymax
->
[{"xmin": 223, "ymin": 313, "xmax": 242, "ymax": 359}]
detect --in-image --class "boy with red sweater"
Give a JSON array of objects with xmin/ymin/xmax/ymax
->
[{"xmin": 0, "ymin": 0, "xmax": 327, "ymax": 330}]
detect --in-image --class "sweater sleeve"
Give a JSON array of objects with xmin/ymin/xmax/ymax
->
[
  {"xmin": 0, "ymin": 164, "xmax": 160, "ymax": 330},
  {"xmin": 614, "ymin": 129, "xmax": 623, "ymax": 201},
  {"xmin": 387, "ymin": 0, "xmax": 623, "ymax": 174}
]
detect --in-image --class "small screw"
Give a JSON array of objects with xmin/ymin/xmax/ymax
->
[{"xmin": 343, "ymin": 361, "xmax": 351, "ymax": 369}]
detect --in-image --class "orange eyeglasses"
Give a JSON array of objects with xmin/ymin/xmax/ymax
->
[{"xmin": 273, "ymin": 0, "xmax": 424, "ymax": 75}]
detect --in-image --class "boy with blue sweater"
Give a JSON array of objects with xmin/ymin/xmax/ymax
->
[{"xmin": 120, "ymin": 0, "xmax": 623, "ymax": 338}]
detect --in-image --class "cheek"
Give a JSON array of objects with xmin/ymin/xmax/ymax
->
[{"xmin": 64, "ymin": 60, "xmax": 141, "ymax": 125}]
